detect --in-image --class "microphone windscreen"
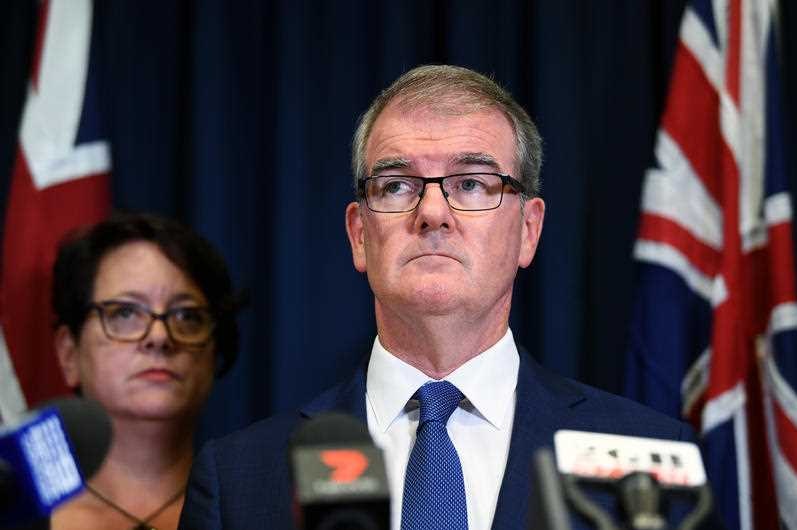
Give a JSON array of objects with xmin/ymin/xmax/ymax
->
[
  {"xmin": 43, "ymin": 398, "xmax": 111, "ymax": 480},
  {"xmin": 289, "ymin": 413, "xmax": 389, "ymax": 530},
  {"xmin": 290, "ymin": 412, "xmax": 372, "ymax": 446}
]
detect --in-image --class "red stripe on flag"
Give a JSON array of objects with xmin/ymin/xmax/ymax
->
[
  {"xmin": 743, "ymin": 248, "xmax": 777, "ymax": 335},
  {"xmin": 661, "ymin": 42, "xmax": 723, "ymax": 204},
  {"xmin": 707, "ymin": 143, "xmax": 745, "ymax": 397},
  {"xmin": 707, "ymin": 303, "xmax": 748, "ymax": 397},
  {"xmin": 638, "ymin": 213, "xmax": 721, "ymax": 277},
  {"xmin": 746, "ymin": 369, "xmax": 779, "ymax": 530},
  {"xmin": 773, "ymin": 399, "xmax": 797, "ymax": 476},
  {"xmin": 742, "ymin": 231, "xmax": 797, "ymax": 338},
  {"xmin": 726, "ymin": 0, "xmax": 742, "ymax": 106},
  {"xmin": 30, "ymin": 0, "xmax": 51, "ymax": 91},
  {"xmin": 767, "ymin": 222, "xmax": 797, "ymax": 305}
]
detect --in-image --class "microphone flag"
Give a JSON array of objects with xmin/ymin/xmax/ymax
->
[
  {"xmin": 0, "ymin": 398, "xmax": 112, "ymax": 526},
  {"xmin": 554, "ymin": 431, "xmax": 706, "ymax": 488},
  {"xmin": 0, "ymin": 407, "xmax": 82, "ymax": 525}
]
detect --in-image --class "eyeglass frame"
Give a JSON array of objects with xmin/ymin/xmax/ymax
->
[
  {"xmin": 357, "ymin": 172, "xmax": 527, "ymax": 213},
  {"xmin": 88, "ymin": 300, "xmax": 216, "ymax": 346}
]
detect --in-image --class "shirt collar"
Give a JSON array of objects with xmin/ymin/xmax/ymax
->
[{"xmin": 366, "ymin": 328, "xmax": 519, "ymax": 432}]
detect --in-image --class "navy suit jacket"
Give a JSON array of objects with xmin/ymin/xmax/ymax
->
[{"xmin": 178, "ymin": 348, "xmax": 696, "ymax": 529}]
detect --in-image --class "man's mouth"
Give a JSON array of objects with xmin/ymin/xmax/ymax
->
[{"xmin": 413, "ymin": 252, "xmax": 456, "ymax": 260}]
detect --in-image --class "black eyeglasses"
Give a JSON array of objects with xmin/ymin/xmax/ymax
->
[
  {"xmin": 358, "ymin": 173, "xmax": 526, "ymax": 213},
  {"xmin": 89, "ymin": 301, "xmax": 215, "ymax": 346}
]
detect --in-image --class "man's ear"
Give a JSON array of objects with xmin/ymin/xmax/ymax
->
[
  {"xmin": 55, "ymin": 325, "xmax": 81, "ymax": 388},
  {"xmin": 345, "ymin": 201, "xmax": 367, "ymax": 273},
  {"xmin": 518, "ymin": 197, "xmax": 545, "ymax": 268}
]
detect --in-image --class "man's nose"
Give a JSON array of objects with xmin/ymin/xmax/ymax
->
[{"xmin": 414, "ymin": 182, "xmax": 453, "ymax": 231}]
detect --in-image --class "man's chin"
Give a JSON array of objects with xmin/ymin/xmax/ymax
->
[{"xmin": 401, "ymin": 282, "xmax": 464, "ymax": 316}]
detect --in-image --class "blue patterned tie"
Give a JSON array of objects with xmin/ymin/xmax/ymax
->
[{"xmin": 401, "ymin": 381, "xmax": 468, "ymax": 529}]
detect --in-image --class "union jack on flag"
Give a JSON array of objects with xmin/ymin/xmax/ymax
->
[
  {"xmin": 625, "ymin": 0, "xmax": 796, "ymax": 528},
  {"xmin": 0, "ymin": 0, "xmax": 110, "ymax": 421}
]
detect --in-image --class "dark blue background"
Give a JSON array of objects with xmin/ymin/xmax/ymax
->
[{"xmin": 1, "ymin": 1, "xmax": 795, "ymax": 444}]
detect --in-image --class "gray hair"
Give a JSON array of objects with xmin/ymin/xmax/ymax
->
[{"xmin": 351, "ymin": 64, "xmax": 543, "ymax": 199}]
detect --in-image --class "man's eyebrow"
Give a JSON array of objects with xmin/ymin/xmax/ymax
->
[
  {"xmin": 371, "ymin": 157, "xmax": 411, "ymax": 174},
  {"xmin": 450, "ymin": 152, "xmax": 501, "ymax": 170}
]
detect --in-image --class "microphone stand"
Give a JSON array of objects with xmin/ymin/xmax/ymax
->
[{"xmin": 561, "ymin": 472, "xmax": 713, "ymax": 530}]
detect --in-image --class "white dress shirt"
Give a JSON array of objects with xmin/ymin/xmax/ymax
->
[{"xmin": 365, "ymin": 328, "xmax": 519, "ymax": 530}]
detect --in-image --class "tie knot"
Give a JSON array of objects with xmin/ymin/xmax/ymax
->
[{"xmin": 415, "ymin": 381, "xmax": 463, "ymax": 425}]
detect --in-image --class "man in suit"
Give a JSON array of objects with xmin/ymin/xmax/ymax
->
[{"xmin": 179, "ymin": 65, "xmax": 696, "ymax": 530}]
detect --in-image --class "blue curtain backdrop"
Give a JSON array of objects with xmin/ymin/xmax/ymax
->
[{"xmin": 1, "ymin": 0, "xmax": 795, "ymax": 444}]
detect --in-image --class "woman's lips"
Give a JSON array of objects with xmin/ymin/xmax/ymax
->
[{"xmin": 134, "ymin": 368, "xmax": 180, "ymax": 382}]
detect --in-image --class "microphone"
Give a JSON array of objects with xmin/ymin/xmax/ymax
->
[
  {"xmin": 0, "ymin": 398, "xmax": 112, "ymax": 527},
  {"xmin": 289, "ymin": 412, "xmax": 389, "ymax": 530},
  {"xmin": 530, "ymin": 448, "xmax": 571, "ymax": 530},
  {"xmin": 531, "ymin": 430, "xmax": 713, "ymax": 530}
]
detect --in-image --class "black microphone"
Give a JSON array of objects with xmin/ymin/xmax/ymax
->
[
  {"xmin": 531, "ymin": 430, "xmax": 714, "ymax": 530},
  {"xmin": 530, "ymin": 448, "xmax": 572, "ymax": 530},
  {"xmin": 0, "ymin": 398, "xmax": 112, "ymax": 527},
  {"xmin": 289, "ymin": 412, "xmax": 389, "ymax": 530}
]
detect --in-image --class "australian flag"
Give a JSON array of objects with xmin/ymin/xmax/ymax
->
[
  {"xmin": 0, "ymin": 0, "xmax": 110, "ymax": 420},
  {"xmin": 625, "ymin": 0, "xmax": 797, "ymax": 528}
]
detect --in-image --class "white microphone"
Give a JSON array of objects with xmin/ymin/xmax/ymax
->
[
  {"xmin": 531, "ymin": 430, "xmax": 713, "ymax": 530},
  {"xmin": 554, "ymin": 430, "xmax": 706, "ymax": 488}
]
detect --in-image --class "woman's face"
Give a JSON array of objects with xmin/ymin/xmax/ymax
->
[{"xmin": 57, "ymin": 241, "xmax": 215, "ymax": 422}]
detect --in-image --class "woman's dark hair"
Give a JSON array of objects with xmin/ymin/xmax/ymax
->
[{"xmin": 52, "ymin": 212, "xmax": 242, "ymax": 376}]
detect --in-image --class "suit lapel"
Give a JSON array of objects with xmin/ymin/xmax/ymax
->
[{"xmin": 491, "ymin": 348, "xmax": 586, "ymax": 529}]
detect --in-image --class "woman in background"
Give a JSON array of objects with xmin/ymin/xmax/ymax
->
[{"xmin": 50, "ymin": 212, "xmax": 241, "ymax": 530}]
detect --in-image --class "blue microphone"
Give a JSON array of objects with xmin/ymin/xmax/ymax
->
[{"xmin": 0, "ymin": 398, "xmax": 111, "ymax": 527}]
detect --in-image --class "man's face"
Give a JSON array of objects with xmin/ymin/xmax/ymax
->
[{"xmin": 346, "ymin": 102, "xmax": 545, "ymax": 322}]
